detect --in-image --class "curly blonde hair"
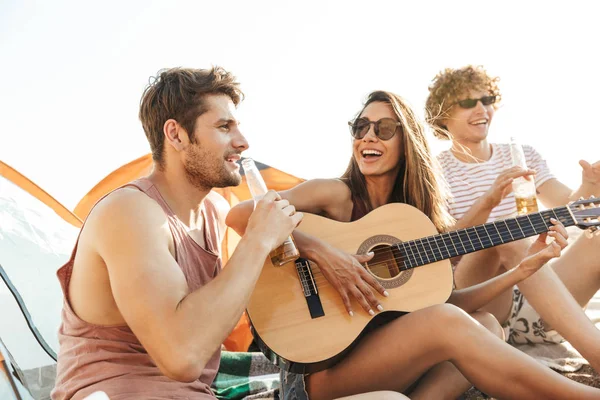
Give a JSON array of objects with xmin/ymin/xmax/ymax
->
[{"xmin": 425, "ymin": 65, "xmax": 501, "ymax": 140}]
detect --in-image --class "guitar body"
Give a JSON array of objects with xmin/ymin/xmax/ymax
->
[{"xmin": 246, "ymin": 203, "xmax": 453, "ymax": 373}]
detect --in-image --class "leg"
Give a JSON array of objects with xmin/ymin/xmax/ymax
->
[
  {"xmin": 516, "ymin": 262, "xmax": 600, "ymax": 371},
  {"xmin": 305, "ymin": 304, "xmax": 600, "ymax": 400},
  {"xmin": 551, "ymin": 232, "xmax": 600, "ymax": 307},
  {"xmin": 453, "ymin": 247, "xmax": 514, "ymax": 323},
  {"xmin": 407, "ymin": 311, "xmax": 504, "ymax": 400}
]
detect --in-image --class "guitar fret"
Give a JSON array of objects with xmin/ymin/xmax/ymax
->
[
  {"xmin": 476, "ymin": 225, "xmax": 493, "ymax": 247},
  {"xmin": 442, "ymin": 232, "xmax": 459, "ymax": 258},
  {"xmin": 408, "ymin": 240, "xmax": 421, "ymax": 267},
  {"xmin": 416, "ymin": 239, "xmax": 430, "ymax": 264},
  {"xmin": 466, "ymin": 228, "xmax": 478, "ymax": 250},
  {"xmin": 503, "ymin": 220, "xmax": 515, "ymax": 241},
  {"xmin": 517, "ymin": 216, "xmax": 536, "ymax": 236},
  {"xmin": 525, "ymin": 214, "xmax": 535, "ymax": 234},
  {"xmin": 422, "ymin": 238, "xmax": 433, "ymax": 263},
  {"xmin": 495, "ymin": 221, "xmax": 513, "ymax": 242},
  {"xmin": 528, "ymin": 213, "xmax": 548, "ymax": 234},
  {"xmin": 402, "ymin": 245, "xmax": 412, "ymax": 270},
  {"xmin": 427, "ymin": 236, "xmax": 442, "ymax": 262},
  {"xmin": 457, "ymin": 230, "xmax": 475, "ymax": 253},
  {"xmin": 492, "ymin": 222, "xmax": 505, "ymax": 244},
  {"xmin": 400, "ymin": 242, "xmax": 415, "ymax": 269},
  {"xmin": 406, "ymin": 240, "xmax": 423, "ymax": 267},
  {"xmin": 396, "ymin": 242, "xmax": 413, "ymax": 271},
  {"xmin": 557, "ymin": 207, "xmax": 575, "ymax": 226},
  {"xmin": 540, "ymin": 210, "xmax": 554, "ymax": 227},
  {"xmin": 450, "ymin": 231, "xmax": 465, "ymax": 255},
  {"xmin": 514, "ymin": 218, "xmax": 526, "ymax": 237},
  {"xmin": 471, "ymin": 226, "xmax": 484, "ymax": 249},
  {"xmin": 437, "ymin": 235, "xmax": 451, "ymax": 259}
]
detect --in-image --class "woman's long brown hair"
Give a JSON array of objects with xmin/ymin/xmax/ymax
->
[{"xmin": 341, "ymin": 91, "xmax": 453, "ymax": 232}]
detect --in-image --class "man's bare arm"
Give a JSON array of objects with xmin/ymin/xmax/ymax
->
[
  {"xmin": 451, "ymin": 166, "xmax": 535, "ymax": 231},
  {"xmin": 537, "ymin": 161, "xmax": 600, "ymax": 208},
  {"xmin": 91, "ymin": 190, "xmax": 300, "ymax": 382}
]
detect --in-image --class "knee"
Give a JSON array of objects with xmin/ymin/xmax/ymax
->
[
  {"xmin": 428, "ymin": 304, "xmax": 472, "ymax": 327},
  {"xmin": 470, "ymin": 311, "xmax": 504, "ymax": 340}
]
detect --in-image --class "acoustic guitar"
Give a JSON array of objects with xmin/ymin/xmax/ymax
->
[{"xmin": 247, "ymin": 198, "xmax": 600, "ymax": 373}]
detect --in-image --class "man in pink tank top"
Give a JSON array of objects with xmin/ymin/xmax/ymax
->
[{"xmin": 51, "ymin": 67, "xmax": 303, "ymax": 400}]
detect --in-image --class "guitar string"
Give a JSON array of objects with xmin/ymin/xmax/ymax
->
[
  {"xmin": 291, "ymin": 207, "xmax": 597, "ymax": 287},
  {"xmin": 298, "ymin": 217, "xmax": 585, "ymax": 285},
  {"xmin": 298, "ymin": 238, "xmax": 599, "ymax": 289},
  {"xmin": 302, "ymin": 230, "xmax": 532, "ymax": 287}
]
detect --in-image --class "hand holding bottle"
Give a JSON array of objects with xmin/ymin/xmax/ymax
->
[
  {"xmin": 245, "ymin": 190, "xmax": 303, "ymax": 258},
  {"xmin": 509, "ymin": 137, "xmax": 539, "ymax": 215},
  {"xmin": 483, "ymin": 165, "xmax": 536, "ymax": 210},
  {"xmin": 242, "ymin": 158, "xmax": 301, "ymax": 266}
]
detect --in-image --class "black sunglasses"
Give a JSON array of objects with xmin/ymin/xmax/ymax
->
[
  {"xmin": 348, "ymin": 117, "xmax": 402, "ymax": 140},
  {"xmin": 455, "ymin": 95, "xmax": 497, "ymax": 109}
]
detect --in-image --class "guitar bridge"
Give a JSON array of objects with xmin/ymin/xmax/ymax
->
[{"xmin": 295, "ymin": 258, "xmax": 325, "ymax": 319}]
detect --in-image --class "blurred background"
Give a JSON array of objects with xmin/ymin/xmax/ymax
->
[{"xmin": 1, "ymin": 0, "xmax": 598, "ymax": 207}]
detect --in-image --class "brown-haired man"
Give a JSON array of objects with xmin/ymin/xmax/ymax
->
[{"xmin": 50, "ymin": 67, "xmax": 303, "ymax": 399}]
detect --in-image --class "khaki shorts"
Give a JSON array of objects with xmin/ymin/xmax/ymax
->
[{"xmin": 502, "ymin": 287, "xmax": 564, "ymax": 345}]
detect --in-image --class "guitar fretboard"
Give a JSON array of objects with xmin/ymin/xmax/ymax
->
[{"xmin": 396, "ymin": 206, "xmax": 575, "ymax": 270}]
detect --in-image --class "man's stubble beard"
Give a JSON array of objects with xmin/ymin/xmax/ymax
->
[{"xmin": 183, "ymin": 142, "xmax": 242, "ymax": 190}]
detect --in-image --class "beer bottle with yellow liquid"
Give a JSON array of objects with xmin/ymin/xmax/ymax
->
[
  {"xmin": 241, "ymin": 158, "xmax": 300, "ymax": 266},
  {"xmin": 509, "ymin": 137, "xmax": 539, "ymax": 215}
]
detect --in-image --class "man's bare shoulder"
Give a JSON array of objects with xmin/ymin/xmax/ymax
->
[
  {"xmin": 83, "ymin": 188, "xmax": 169, "ymax": 246},
  {"xmin": 70, "ymin": 187, "xmax": 173, "ymax": 325}
]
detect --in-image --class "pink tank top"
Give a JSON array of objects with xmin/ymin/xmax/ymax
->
[{"xmin": 51, "ymin": 178, "xmax": 223, "ymax": 400}]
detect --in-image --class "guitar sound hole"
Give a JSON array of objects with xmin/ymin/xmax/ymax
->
[{"xmin": 365, "ymin": 244, "xmax": 404, "ymax": 280}]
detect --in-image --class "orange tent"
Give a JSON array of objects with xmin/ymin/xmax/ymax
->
[{"xmin": 1, "ymin": 155, "xmax": 304, "ymax": 353}]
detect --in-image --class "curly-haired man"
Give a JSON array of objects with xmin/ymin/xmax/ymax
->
[{"xmin": 426, "ymin": 64, "xmax": 600, "ymax": 371}]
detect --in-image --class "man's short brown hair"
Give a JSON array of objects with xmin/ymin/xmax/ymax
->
[
  {"xmin": 139, "ymin": 67, "xmax": 244, "ymax": 167},
  {"xmin": 425, "ymin": 65, "xmax": 501, "ymax": 140}
]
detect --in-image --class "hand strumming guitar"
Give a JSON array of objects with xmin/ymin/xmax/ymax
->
[{"xmin": 311, "ymin": 243, "xmax": 388, "ymax": 316}]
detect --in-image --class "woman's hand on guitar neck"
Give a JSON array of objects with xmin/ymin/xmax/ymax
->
[
  {"xmin": 313, "ymin": 244, "xmax": 389, "ymax": 316},
  {"xmin": 514, "ymin": 218, "xmax": 569, "ymax": 280}
]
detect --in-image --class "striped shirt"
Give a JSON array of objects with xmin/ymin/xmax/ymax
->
[{"xmin": 438, "ymin": 143, "xmax": 555, "ymax": 222}]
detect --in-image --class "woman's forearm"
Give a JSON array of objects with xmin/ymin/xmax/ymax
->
[{"xmin": 448, "ymin": 267, "xmax": 525, "ymax": 313}]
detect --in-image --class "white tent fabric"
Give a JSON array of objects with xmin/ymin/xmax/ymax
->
[{"xmin": 0, "ymin": 174, "xmax": 78, "ymax": 399}]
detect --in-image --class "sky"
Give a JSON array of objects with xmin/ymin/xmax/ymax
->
[{"xmin": 1, "ymin": 0, "xmax": 599, "ymax": 210}]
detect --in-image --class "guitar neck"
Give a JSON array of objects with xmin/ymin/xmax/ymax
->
[{"xmin": 397, "ymin": 206, "xmax": 576, "ymax": 270}]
